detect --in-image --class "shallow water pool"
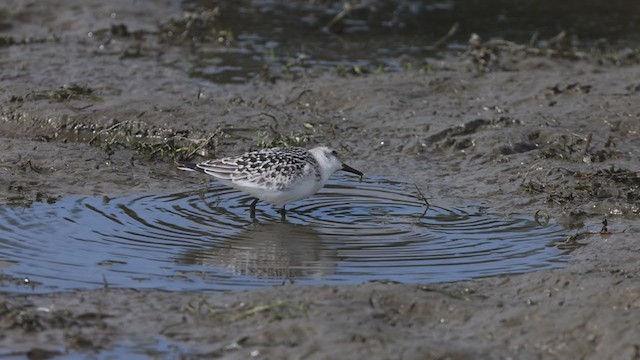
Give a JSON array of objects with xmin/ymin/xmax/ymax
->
[{"xmin": 0, "ymin": 177, "xmax": 566, "ymax": 293}]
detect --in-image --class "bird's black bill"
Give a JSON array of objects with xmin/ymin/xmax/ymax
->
[{"xmin": 341, "ymin": 163, "xmax": 363, "ymax": 177}]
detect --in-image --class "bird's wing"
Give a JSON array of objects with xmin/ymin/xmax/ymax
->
[
  {"xmin": 196, "ymin": 158, "xmax": 246, "ymax": 181},
  {"xmin": 195, "ymin": 149, "xmax": 314, "ymax": 191}
]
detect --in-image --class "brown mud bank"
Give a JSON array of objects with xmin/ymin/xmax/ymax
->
[{"xmin": 1, "ymin": 0, "xmax": 640, "ymax": 358}]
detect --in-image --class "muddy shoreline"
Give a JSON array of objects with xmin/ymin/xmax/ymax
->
[{"xmin": 1, "ymin": 0, "xmax": 640, "ymax": 358}]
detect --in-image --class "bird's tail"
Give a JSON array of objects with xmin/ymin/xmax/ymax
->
[{"xmin": 177, "ymin": 162, "xmax": 204, "ymax": 173}]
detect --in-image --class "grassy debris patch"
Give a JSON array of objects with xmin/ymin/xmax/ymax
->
[{"xmin": 11, "ymin": 84, "xmax": 100, "ymax": 103}]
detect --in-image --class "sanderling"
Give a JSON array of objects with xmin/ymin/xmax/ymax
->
[{"xmin": 178, "ymin": 146, "xmax": 363, "ymax": 218}]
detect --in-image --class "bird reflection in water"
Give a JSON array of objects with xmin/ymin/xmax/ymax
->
[{"xmin": 176, "ymin": 221, "xmax": 338, "ymax": 282}]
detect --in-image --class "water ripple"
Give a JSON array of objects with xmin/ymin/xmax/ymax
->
[{"xmin": 0, "ymin": 176, "xmax": 567, "ymax": 292}]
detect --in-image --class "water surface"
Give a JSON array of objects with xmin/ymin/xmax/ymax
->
[{"xmin": 0, "ymin": 177, "xmax": 566, "ymax": 293}]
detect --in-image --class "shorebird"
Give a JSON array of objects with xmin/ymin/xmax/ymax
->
[{"xmin": 179, "ymin": 146, "xmax": 363, "ymax": 218}]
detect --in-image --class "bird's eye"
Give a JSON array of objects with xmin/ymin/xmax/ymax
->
[{"xmin": 331, "ymin": 150, "xmax": 338, "ymax": 156}]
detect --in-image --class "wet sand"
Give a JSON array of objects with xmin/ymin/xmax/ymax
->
[{"xmin": 1, "ymin": 0, "xmax": 639, "ymax": 358}]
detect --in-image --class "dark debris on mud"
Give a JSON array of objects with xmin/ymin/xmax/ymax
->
[
  {"xmin": 10, "ymin": 84, "xmax": 97, "ymax": 103},
  {"xmin": 523, "ymin": 166, "xmax": 639, "ymax": 210}
]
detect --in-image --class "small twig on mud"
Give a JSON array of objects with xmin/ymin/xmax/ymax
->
[
  {"xmin": 433, "ymin": 22, "xmax": 460, "ymax": 49},
  {"xmin": 583, "ymin": 133, "xmax": 592, "ymax": 154},
  {"xmin": 174, "ymin": 132, "xmax": 218, "ymax": 146},
  {"xmin": 286, "ymin": 88, "xmax": 313, "ymax": 105},
  {"xmin": 102, "ymin": 274, "xmax": 109, "ymax": 290},
  {"xmin": 231, "ymin": 302, "xmax": 298, "ymax": 321},
  {"xmin": 416, "ymin": 285, "xmax": 469, "ymax": 300},
  {"xmin": 520, "ymin": 161, "xmax": 543, "ymax": 185},
  {"xmin": 259, "ymin": 112, "xmax": 279, "ymax": 131},
  {"xmin": 88, "ymin": 119, "xmax": 133, "ymax": 145},
  {"xmin": 172, "ymin": 131, "xmax": 220, "ymax": 160},
  {"xmin": 326, "ymin": 3, "xmax": 368, "ymax": 32},
  {"xmin": 528, "ymin": 31, "xmax": 539, "ymax": 48},
  {"xmin": 104, "ymin": 119, "xmax": 133, "ymax": 132},
  {"xmin": 64, "ymin": 103, "xmax": 94, "ymax": 112},
  {"xmin": 414, "ymin": 184, "xmax": 430, "ymax": 218},
  {"xmin": 558, "ymin": 233, "xmax": 588, "ymax": 250},
  {"xmin": 18, "ymin": 159, "xmax": 43, "ymax": 173},
  {"xmin": 544, "ymin": 166, "xmax": 577, "ymax": 183}
]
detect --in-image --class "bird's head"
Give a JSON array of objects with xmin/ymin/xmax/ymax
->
[{"xmin": 309, "ymin": 146, "xmax": 363, "ymax": 180}]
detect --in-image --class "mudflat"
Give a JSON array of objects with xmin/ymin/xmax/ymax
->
[{"xmin": 1, "ymin": 0, "xmax": 639, "ymax": 358}]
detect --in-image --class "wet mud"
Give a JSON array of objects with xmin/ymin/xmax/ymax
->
[{"xmin": 1, "ymin": 0, "xmax": 640, "ymax": 358}]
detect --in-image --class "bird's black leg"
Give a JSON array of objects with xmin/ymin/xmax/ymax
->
[
  {"xmin": 249, "ymin": 198, "xmax": 259, "ymax": 219},
  {"xmin": 278, "ymin": 207, "xmax": 287, "ymax": 222}
]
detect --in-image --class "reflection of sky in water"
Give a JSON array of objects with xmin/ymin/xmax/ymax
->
[{"xmin": 0, "ymin": 176, "xmax": 567, "ymax": 293}]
